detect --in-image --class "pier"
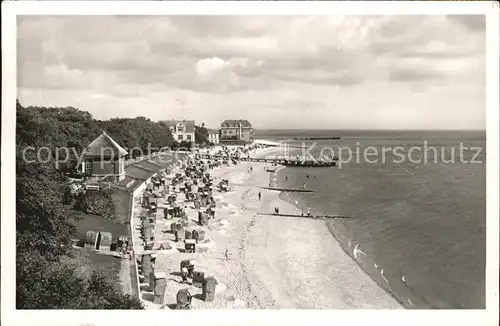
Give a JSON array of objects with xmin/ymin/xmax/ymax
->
[{"xmin": 199, "ymin": 154, "xmax": 338, "ymax": 167}]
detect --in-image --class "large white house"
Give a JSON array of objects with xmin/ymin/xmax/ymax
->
[
  {"xmin": 207, "ymin": 129, "xmax": 220, "ymax": 145},
  {"xmin": 162, "ymin": 120, "xmax": 196, "ymax": 143},
  {"xmin": 220, "ymin": 119, "xmax": 254, "ymax": 144}
]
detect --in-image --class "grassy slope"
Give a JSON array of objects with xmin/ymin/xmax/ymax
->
[{"xmin": 66, "ymin": 188, "xmax": 133, "ymax": 295}]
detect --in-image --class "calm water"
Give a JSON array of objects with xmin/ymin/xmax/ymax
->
[{"xmin": 257, "ymin": 130, "xmax": 486, "ymax": 309}]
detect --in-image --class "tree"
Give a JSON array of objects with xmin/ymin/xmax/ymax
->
[
  {"xmin": 16, "ymin": 257, "xmax": 144, "ymax": 309},
  {"xmin": 179, "ymin": 140, "xmax": 193, "ymax": 151},
  {"xmin": 195, "ymin": 125, "xmax": 209, "ymax": 145},
  {"xmin": 16, "ymin": 100, "xmax": 145, "ymax": 309},
  {"xmin": 16, "ymin": 164, "xmax": 79, "ymax": 262},
  {"xmin": 85, "ymin": 272, "xmax": 143, "ymax": 309}
]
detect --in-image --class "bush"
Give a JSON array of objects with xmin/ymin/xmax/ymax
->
[
  {"xmin": 74, "ymin": 189, "xmax": 115, "ymax": 219},
  {"xmin": 179, "ymin": 140, "xmax": 193, "ymax": 151},
  {"xmin": 17, "ymin": 252, "xmax": 143, "ymax": 309},
  {"xmin": 63, "ymin": 182, "xmax": 85, "ymax": 205}
]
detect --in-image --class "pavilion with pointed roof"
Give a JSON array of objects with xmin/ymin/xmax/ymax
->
[{"xmin": 81, "ymin": 131, "xmax": 129, "ymax": 182}]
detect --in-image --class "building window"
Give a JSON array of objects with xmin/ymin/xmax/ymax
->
[
  {"xmin": 186, "ymin": 134, "xmax": 192, "ymax": 141},
  {"xmin": 83, "ymin": 159, "xmax": 93, "ymax": 175},
  {"xmin": 178, "ymin": 134, "xmax": 183, "ymax": 141}
]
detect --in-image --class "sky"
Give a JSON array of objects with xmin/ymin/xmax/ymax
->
[{"xmin": 17, "ymin": 15, "xmax": 485, "ymax": 130}]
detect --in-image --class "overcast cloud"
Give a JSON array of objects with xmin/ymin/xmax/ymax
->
[{"xmin": 17, "ymin": 15, "xmax": 485, "ymax": 129}]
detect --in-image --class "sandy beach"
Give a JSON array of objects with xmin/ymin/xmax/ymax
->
[{"xmin": 132, "ymin": 147, "xmax": 401, "ymax": 309}]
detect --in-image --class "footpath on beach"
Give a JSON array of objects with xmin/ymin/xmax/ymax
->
[{"xmin": 131, "ymin": 146, "xmax": 401, "ymax": 309}]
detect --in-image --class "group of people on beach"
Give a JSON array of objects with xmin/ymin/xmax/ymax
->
[{"xmin": 120, "ymin": 245, "xmax": 134, "ymax": 260}]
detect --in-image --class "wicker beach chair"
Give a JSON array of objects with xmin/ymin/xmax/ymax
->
[{"xmin": 176, "ymin": 289, "xmax": 192, "ymax": 309}]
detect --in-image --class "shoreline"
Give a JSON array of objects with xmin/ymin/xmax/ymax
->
[
  {"xmin": 271, "ymin": 161, "xmax": 421, "ymax": 309},
  {"xmin": 323, "ymin": 221, "xmax": 412, "ymax": 308},
  {"xmin": 131, "ymin": 146, "xmax": 401, "ymax": 309},
  {"xmin": 273, "ymin": 165, "xmax": 408, "ymax": 308},
  {"xmin": 245, "ymin": 153, "xmax": 401, "ymax": 308}
]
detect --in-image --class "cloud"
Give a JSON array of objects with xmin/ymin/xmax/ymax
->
[
  {"xmin": 446, "ymin": 15, "xmax": 486, "ymax": 32},
  {"xmin": 17, "ymin": 15, "xmax": 486, "ymax": 130},
  {"xmin": 389, "ymin": 68, "xmax": 442, "ymax": 82},
  {"xmin": 195, "ymin": 57, "xmax": 229, "ymax": 77}
]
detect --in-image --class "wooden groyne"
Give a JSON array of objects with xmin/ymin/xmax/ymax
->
[
  {"xmin": 260, "ymin": 186, "xmax": 315, "ymax": 193},
  {"xmin": 257, "ymin": 213, "xmax": 352, "ymax": 220},
  {"xmin": 292, "ymin": 136, "xmax": 341, "ymax": 141}
]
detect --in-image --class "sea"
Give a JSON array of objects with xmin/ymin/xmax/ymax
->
[{"xmin": 256, "ymin": 129, "xmax": 486, "ymax": 309}]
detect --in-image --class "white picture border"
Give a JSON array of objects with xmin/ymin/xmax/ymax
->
[{"xmin": 2, "ymin": 1, "xmax": 498, "ymax": 326}]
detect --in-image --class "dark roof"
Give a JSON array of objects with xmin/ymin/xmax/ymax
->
[
  {"xmin": 126, "ymin": 179, "xmax": 144, "ymax": 192},
  {"xmin": 125, "ymin": 165, "xmax": 155, "ymax": 180},
  {"xmin": 84, "ymin": 131, "xmax": 128, "ymax": 157},
  {"xmin": 221, "ymin": 120, "xmax": 252, "ymax": 128},
  {"xmin": 124, "ymin": 156, "xmax": 174, "ymax": 181},
  {"xmin": 161, "ymin": 120, "xmax": 195, "ymax": 133},
  {"xmin": 117, "ymin": 175, "xmax": 135, "ymax": 187},
  {"xmin": 135, "ymin": 160, "xmax": 161, "ymax": 172},
  {"xmin": 207, "ymin": 128, "xmax": 219, "ymax": 134},
  {"xmin": 117, "ymin": 175, "xmax": 140, "ymax": 189},
  {"xmin": 146, "ymin": 158, "xmax": 172, "ymax": 170}
]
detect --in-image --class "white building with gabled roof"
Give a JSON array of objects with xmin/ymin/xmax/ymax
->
[
  {"xmin": 162, "ymin": 120, "xmax": 196, "ymax": 143},
  {"xmin": 81, "ymin": 131, "xmax": 128, "ymax": 182}
]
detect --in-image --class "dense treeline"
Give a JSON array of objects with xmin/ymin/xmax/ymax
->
[
  {"xmin": 99, "ymin": 117, "xmax": 176, "ymax": 157},
  {"xmin": 17, "ymin": 100, "xmax": 177, "ymax": 163},
  {"xmin": 16, "ymin": 100, "xmax": 159, "ymax": 309}
]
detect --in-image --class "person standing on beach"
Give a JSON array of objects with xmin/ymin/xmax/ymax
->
[
  {"xmin": 258, "ymin": 192, "xmax": 261, "ymax": 201},
  {"xmin": 181, "ymin": 266, "xmax": 189, "ymax": 284},
  {"xmin": 129, "ymin": 248, "xmax": 134, "ymax": 260}
]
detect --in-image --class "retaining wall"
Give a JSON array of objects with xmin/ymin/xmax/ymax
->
[{"xmin": 128, "ymin": 192, "xmax": 141, "ymax": 299}]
